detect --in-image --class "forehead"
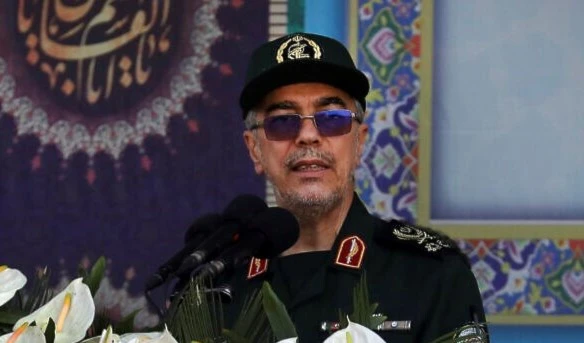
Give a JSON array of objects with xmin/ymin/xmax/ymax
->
[{"xmin": 255, "ymin": 83, "xmax": 354, "ymax": 111}]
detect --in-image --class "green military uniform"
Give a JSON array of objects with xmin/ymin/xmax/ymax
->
[{"xmin": 222, "ymin": 195, "xmax": 487, "ymax": 342}]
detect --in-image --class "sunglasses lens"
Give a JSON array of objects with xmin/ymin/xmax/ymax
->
[
  {"xmin": 260, "ymin": 110, "xmax": 354, "ymax": 140},
  {"xmin": 314, "ymin": 110, "xmax": 353, "ymax": 136},
  {"xmin": 263, "ymin": 115, "xmax": 300, "ymax": 140}
]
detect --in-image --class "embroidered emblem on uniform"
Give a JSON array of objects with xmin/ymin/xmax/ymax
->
[
  {"xmin": 247, "ymin": 257, "xmax": 268, "ymax": 279},
  {"xmin": 391, "ymin": 222, "xmax": 452, "ymax": 253},
  {"xmin": 335, "ymin": 235, "xmax": 365, "ymax": 269},
  {"xmin": 276, "ymin": 35, "xmax": 322, "ymax": 63}
]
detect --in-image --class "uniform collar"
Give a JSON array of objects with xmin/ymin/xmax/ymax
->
[
  {"xmin": 246, "ymin": 192, "xmax": 376, "ymax": 279},
  {"xmin": 328, "ymin": 193, "xmax": 375, "ymax": 274}
]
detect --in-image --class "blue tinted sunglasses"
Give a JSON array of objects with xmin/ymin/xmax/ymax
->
[{"xmin": 249, "ymin": 109, "xmax": 361, "ymax": 141}]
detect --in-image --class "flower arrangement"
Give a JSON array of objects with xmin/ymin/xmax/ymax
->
[
  {"xmin": 0, "ymin": 259, "xmax": 488, "ymax": 343},
  {"xmin": 0, "ymin": 258, "xmax": 171, "ymax": 343}
]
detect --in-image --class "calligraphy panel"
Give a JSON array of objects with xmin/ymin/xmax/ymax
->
[{"xmin": 0, "ymin": 0, "xmax": 268, "ymax": 327}]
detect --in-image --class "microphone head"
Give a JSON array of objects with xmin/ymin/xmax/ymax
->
[
  {"xmin": 222, "ymin": 194, "xmax": 268, "ymax": 223},
  {"xmin": 146, "ymin": 212, "xmax": 225, "ymax": 291},
  {"xmin": 184, "ymin": 213, "xmax": 223, "ymax": 243},
  {"xmin": 247, "ymin": 207, "xmax": 300, "ymax": 258},
  {"xmin": 192, "ymin": 207, "xmax": 299, "ymax": 281}
]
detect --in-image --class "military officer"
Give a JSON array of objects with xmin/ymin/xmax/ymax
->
[{"xmin": 223, "ymin": 32, "xmax": 487, "ymax": 343}]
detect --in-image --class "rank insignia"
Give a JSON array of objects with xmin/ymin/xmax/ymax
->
[
  {"xmin": 389, "ymin": 220, "xmax": 453, "ymax": 253},
  {"xmin": 247, "ymin": 257, "xmax": 268, "ymax": 279},
  {"xmin": 335, "ymin": 235, "xmax": 366, "ymax": 269}
]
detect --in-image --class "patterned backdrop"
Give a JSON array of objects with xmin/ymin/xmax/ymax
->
[
  {"xmin": 2, "ymin": 0, "xmax": 583, "ymax": 329},
  {"xmin": 355, "ymin": 0, "xmax": 583, "ymax": 317},
  {"xmin": 0, "ymin": 0, "xmax": 267, "ymax": 326}
]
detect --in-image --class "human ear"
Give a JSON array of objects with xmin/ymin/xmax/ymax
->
[
  {"xmin": 243, "ymin": 131, "xmax": 264, "ymax": 175},
  {"xmin": 355, "ymin": 123, "xmax": 369, "ymax": 166}
]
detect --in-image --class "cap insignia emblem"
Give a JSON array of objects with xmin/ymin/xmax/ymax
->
[
  {"xmin": 276, "ymin": 35, "xmax": 322, "ymax": 63},
  {"xmin": 247, "ymin": 257, "xmax": 269, "ymax": 279},
  {"xmin": 335, "ymin": 235, "xmax": 366, "ymax": 269}
]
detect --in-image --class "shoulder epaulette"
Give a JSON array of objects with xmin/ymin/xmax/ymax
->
[
  {"xmin": 375, "ymin": 219, "xmax": 461, "ymax": 255},
  {"xmin": 374, "ymin": 219, "xmax": 471, "ymax": 267}
]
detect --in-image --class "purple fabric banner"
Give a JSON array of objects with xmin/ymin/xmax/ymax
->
[{"xmin": 0, "ymin": 0, "xmax": 267, "ymax": 325}]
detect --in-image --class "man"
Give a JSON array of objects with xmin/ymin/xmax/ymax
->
[{"xmin": 224, "ymin": 32, "xmax": 487, "ymax": 342}]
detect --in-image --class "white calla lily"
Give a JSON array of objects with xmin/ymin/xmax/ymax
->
[
  {"xmin": 276, "ymin": 338, "xmax": 298, "ymax": 343},
  {"xmin": 119, "ymin": 326, "xmax": 178, "ymax": 343},
  {"xmin": 0, "ymin": 322, "xmax": 46, "ymax": 343},
  {"xmin": 323, "ymin": 318, "xmax": 385, "ymax": 343},
  {"xmin": 14, "ymin": 278, "xmax": 95, "ymax": 343},
  {"xmin": 80, "ymin": 326, "xmax": 121, "ymax": 343},
  {"xmin": 0, "ymin": 265, "xmax": 27, "ymax": 306}
]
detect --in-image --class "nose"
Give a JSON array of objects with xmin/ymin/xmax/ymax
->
[{"xmin": 295, "ymin": 115, "xmax": 321, "ymax": 145}]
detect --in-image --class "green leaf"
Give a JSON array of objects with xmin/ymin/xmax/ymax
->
[
  {"xmin": 370, "ymin": 313, "xmax": 386, "ymax": 330},
  {"xmin": 77, "ymin": 265, "xmax": 88, "ymax": 279},
  {"xmin": 348, "ymin": 274, "xmax": 370, "ymax": 327},
  {"xmin": 338, "ymin": 309, "xmax": 348, "ymax": 328},
  {"xmin": 82, "ymin": 256, "xmax": 106, "ymax": 297},
  {"xmin": 166, "ymin": 277, "xmax": 225, "ymax": 343},
  {"xmin": 24, "ymin": 268, "xmax": 53, "ymax": 313},
  {"xmin": 338, "ymin": 273, "xmax": 387, "ymax": 331},
  {"xmin": 230, "ymin": 287, "xmax": 273, "ymax": 343},
  {"xmin": 261, "ymin": 282, "xmax": 297, "ymax": 340},
  {"xmin": 90, "ymin": 310, "xmax": 112, "ymax": 338},
  {"xmin": 0, "ymin": 309, "xmax": 27, "ymax": 325},
  {"xmin": 221, "ymin": 329, "xmax": 250, "ymax": 343},
  {"xmin": 0, "ymin": 326, "xmax": 12, "ymax": 335},
  {"xmin": 113, "ymin": 309, "xmax": 140, "ymax": 334},
  {"xmin": 44, "ymin": 318, "xmax": 56, "ymax": 343}
]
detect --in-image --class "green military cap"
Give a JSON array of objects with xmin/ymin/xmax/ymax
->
[{"xmin": 239, "ymin": 32, "xmax": 370, "ymax": 118}]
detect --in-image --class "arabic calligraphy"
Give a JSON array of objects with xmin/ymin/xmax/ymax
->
[{"xmin": 17, "ymin": 0, "xmax": 178, "ymax": 115}]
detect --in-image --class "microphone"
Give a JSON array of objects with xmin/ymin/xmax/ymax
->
[
  {"xmin": 175, "ymin": 194, "xmax": 268, "ymax": 276},
  {"xmin": 196, "ymin": 207, "xmax": 299, "ymax": 280},
  {"xmin": 145, "ymin": 213, "xmax": 223, "ymax": 291}
]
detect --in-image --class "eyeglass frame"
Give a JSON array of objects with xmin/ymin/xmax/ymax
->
[{"xmin": 247, "ymin": 109, "xmax": 363, "ymax": 141}]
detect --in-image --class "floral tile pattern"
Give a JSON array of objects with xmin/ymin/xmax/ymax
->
[{"xmin": 355, "ymin": 0, "xmax": 584, "ymax": 316}]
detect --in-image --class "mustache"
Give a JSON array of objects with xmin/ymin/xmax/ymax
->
[{"xmin": 284, "ymin": 148, "xmax": 335, "ymax": 168}]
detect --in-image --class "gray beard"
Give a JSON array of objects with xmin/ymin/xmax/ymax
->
[
  {"xmin": 274, "ymin": 185, "xmax": 344, "ymax": 223},
  {"xmin": 266, "ymin": 147, "xmax": 345, "ymax": 221},
  {"xmin": 260, "ymin": 141, "xmax": 359, "ymax": 223}
]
